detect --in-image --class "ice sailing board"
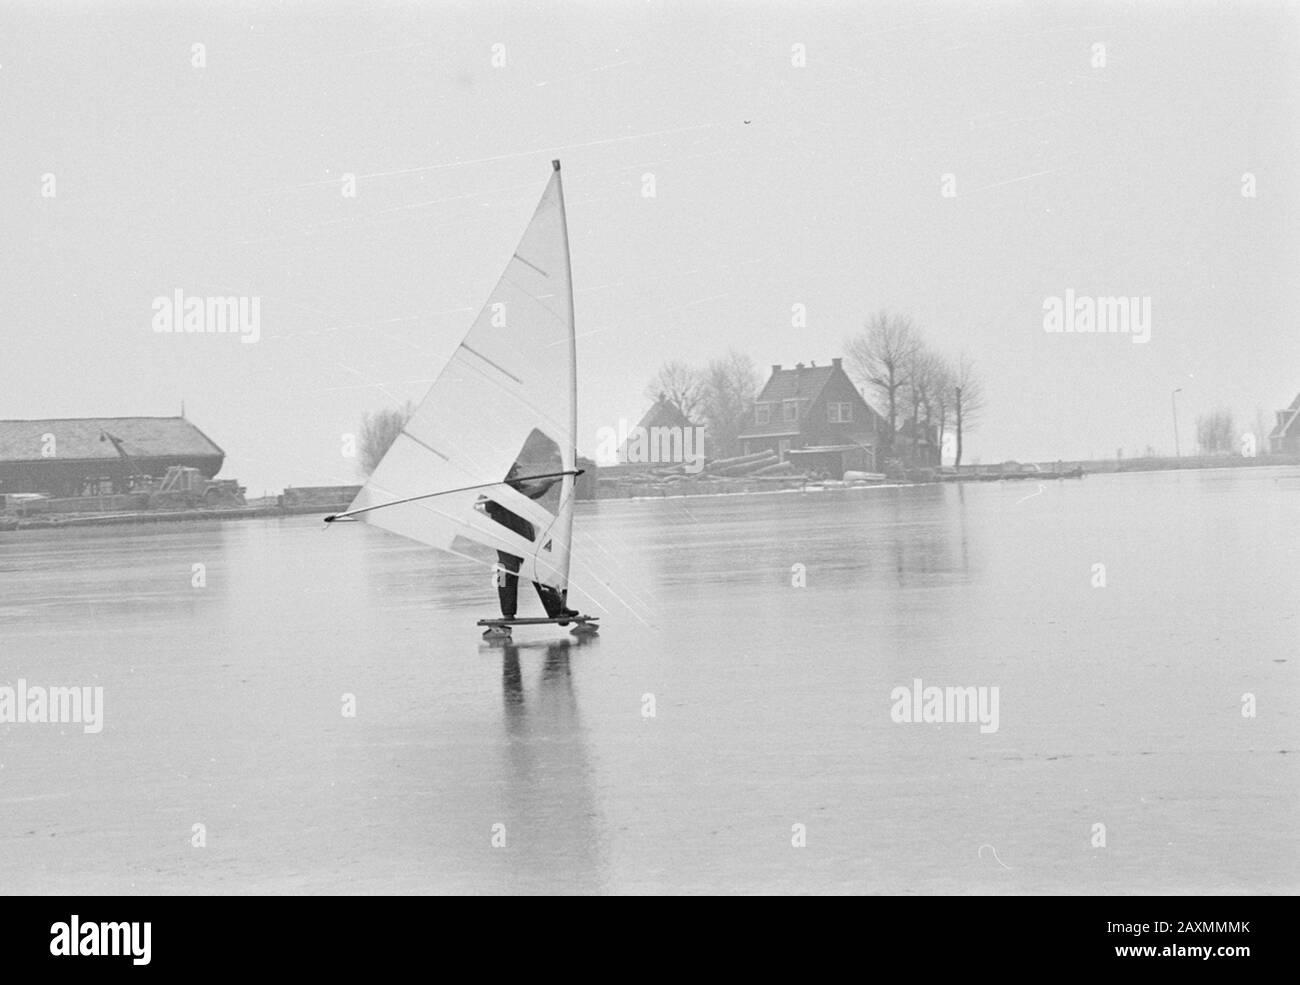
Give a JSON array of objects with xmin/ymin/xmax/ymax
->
[{"xmin": 327, "ymin": 161, "xmax": 596, "ymax": 634}]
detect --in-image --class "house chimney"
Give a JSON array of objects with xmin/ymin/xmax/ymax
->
[
  {"xmin": 771, "ymin": 364, "xmax": 781, "ymax": 374},
  {"xmin": 832, "ymin": 357, "xmax": 842, "ymax": 369},
  {"xmin": 810, "ymin": 360, "xmax": 816, "ymax": 367},
  {"xmin": 795, "ymin": 362, "xmax": 805, "ymax": 370}
]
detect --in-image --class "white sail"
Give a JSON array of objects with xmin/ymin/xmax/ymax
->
[{"xmin": 339, "ymin": 161, "xmax": 578, "ymax": 597}]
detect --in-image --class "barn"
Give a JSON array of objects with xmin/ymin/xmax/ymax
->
[{"xmin": 0, "ymin": 417, "xmax": 226, "ymax": 499}]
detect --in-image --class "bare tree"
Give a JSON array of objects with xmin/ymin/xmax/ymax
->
[
  {"xmin": 845, "ymin": 310, "xmax": 920, "ymax": 456},
  {"xmin": 698, "ymin": 349, "xmax": 761, "ymax": 459},
  {"xmin": 644, "ymin": 360, "xmax": 705, "ymax": 421},
  {"xmin": 904, "ymin": 346, "xmax": 945, "ymax": 466},
  {"xmin": 953, "ymin": 352, "xmax": 984, "ymax": 469},
  {"xmin": 1196, "ymin": 408, "xmax": 1235, "ymax": 455},
  {"xmin": 359, "ymin": 401, "xmax": 414, "ymax": 475}
]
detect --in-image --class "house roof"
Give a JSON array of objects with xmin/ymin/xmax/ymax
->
[
  {"xmin": 1270, "ymin": 391, "xmax": 1300, "ymax": 439},
  {"xmin": 615, "ymin": 398, "xmax": 701, "ymax": 462},
  {"xmin": 634, "ymin": 397, "xmax": 697, "ymax": 431},
  {"xmin": 754, "ymin": 364, "xmax": 837, "ymax": 405},
  {"xmin": 740, "ymin": 360, "xmax": 879, "ymax": 439},
  {"xmin": 0, "ymin": 417, "xmax": 225, "ymax": 464}
]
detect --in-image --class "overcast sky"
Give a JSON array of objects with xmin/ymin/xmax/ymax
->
[{"xmin": 3, "ymin": 0, "xmax": 1297, "ymax": 493}]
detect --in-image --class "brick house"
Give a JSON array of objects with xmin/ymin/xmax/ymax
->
[{"xmin": 736, "ymin": 358, "xmax": 888, "ymax": 477}]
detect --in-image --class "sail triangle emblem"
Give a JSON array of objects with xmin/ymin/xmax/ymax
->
[{"xmin": 543, "ymin": 539, "xmax": 552, "ymax": 551}]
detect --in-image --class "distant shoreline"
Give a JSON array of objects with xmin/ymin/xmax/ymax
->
[
  {"xmin": 5, "ymin": 456, "xmax": 1297, "ymax": 532},
  {"xmin": 1045, "ymin": 453, "xmax": 1299, "ymax": 476},
  {"xmin": 0, "ymin": 501, "xmax": 328, "ymax": 533}
]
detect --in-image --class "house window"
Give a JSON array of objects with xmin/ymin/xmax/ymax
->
[
  {"xmin": 828, "ymin": 402, "xmax": 854, "ymax": 423},
  {"xmin": 782, "ymin": 399, "xmax": 799, "ymax": 422},
  {"xmin": 755, "ymin": 404, "xmax": 771, "ymax": 425}
]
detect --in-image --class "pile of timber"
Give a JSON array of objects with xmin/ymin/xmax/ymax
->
[
  {"xmin": 751, "ymin": 461, "xmax": 800, "ymax": 476},
  {"xmin": 635, "ymin": 450, "xmax": 810, "ymax": 481},
  {"xmin": 715, "ymin": 451, "xmax": 790, "ymax": 476},
  {"xmin": 596, "ymin": 449, "xmax": 814, "ymax": 498},
  {"xmin": 707, "ymin": 450, "xmax": 776, "ymax": 476}
]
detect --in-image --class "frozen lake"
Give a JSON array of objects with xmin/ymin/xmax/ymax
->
[{"xmin": 1, "ymin": 467, "xmax": 1297, "ymax": 894}]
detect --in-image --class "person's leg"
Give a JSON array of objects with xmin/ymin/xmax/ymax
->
[
  {"xmin": 533, "ymin": 583, "xmax": 561, "ymax": 616},
  {"xmin": 485, "ymin": 500, "xmax": 533, "ymax": 618},
  {"xmin": 496, "ymin": 551, "xmax": 522, "ymax": 617}
]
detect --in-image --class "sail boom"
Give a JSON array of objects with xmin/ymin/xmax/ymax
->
[{"xmin": 324, "ymin": 470, "xmax": 582, "ymax": 523}]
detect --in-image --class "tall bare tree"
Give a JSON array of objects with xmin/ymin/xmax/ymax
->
[
  {"xmin": 359, "ymin": 401, "xmax": 414, "ymax": 475},
  {"xmin": 904, "ymin": 346, "xmax": 945, "ymax": 465},
  {"xmin": 644, "ymin": 360, "xmax": 705, "ymax": 421},
  {"xmin": 698, "ymin": 349, "xmax": 761, "ymax": 459},
  {"xmin": 953, "ymin": 352, "xmax": 984, "ymax": 469},
  {"xmin": 1196, "ymin": 408, "xmax": 1235, "ymax": 455},
  {"xmin": 845, "ymin": 310, "xmax": 920, "ymax": 456}
]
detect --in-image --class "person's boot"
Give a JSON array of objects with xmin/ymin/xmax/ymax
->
[{"xmin": 535, "ymin": 584, "xmax": 578, "ymax": 625}]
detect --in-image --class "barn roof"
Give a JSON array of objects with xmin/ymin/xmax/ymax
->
[{"xmin": 0, "ymin": 417, "xmax": 225, "ymax": 463}]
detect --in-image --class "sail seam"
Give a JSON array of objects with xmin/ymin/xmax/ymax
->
[
  {"xmin": 399, "ymin": 430, "xmax": 449, "ymax": 460},
  {"xmin": 458, "ymin": 343, "xmax": 522, "ymax": 384},
  {"xmin": 512, "ymin": 252, "xmax": 549, "ymax": 277},
  {"xmin": 497, "ymin": 273, "xmax": 570, "ymax": 329}
]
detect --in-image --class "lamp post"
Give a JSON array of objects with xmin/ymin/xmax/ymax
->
[{"xmin": 1171, "ymin": 388, "xmax": 1182, "ymax": 458}]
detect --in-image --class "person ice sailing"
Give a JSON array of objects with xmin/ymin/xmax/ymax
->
[{"xmin": 483, "ymin": 459, "xmax": 580, "ymax": 626}]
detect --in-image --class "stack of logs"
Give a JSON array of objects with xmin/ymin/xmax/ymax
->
[{"xmin": 618, "ymin": 449, "xmax": 805, "ymax": 486}]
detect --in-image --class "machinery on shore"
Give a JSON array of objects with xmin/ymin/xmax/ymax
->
[{"xmin": 99, "ymin": 430, "xmax": 246, "ymax": 507}]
